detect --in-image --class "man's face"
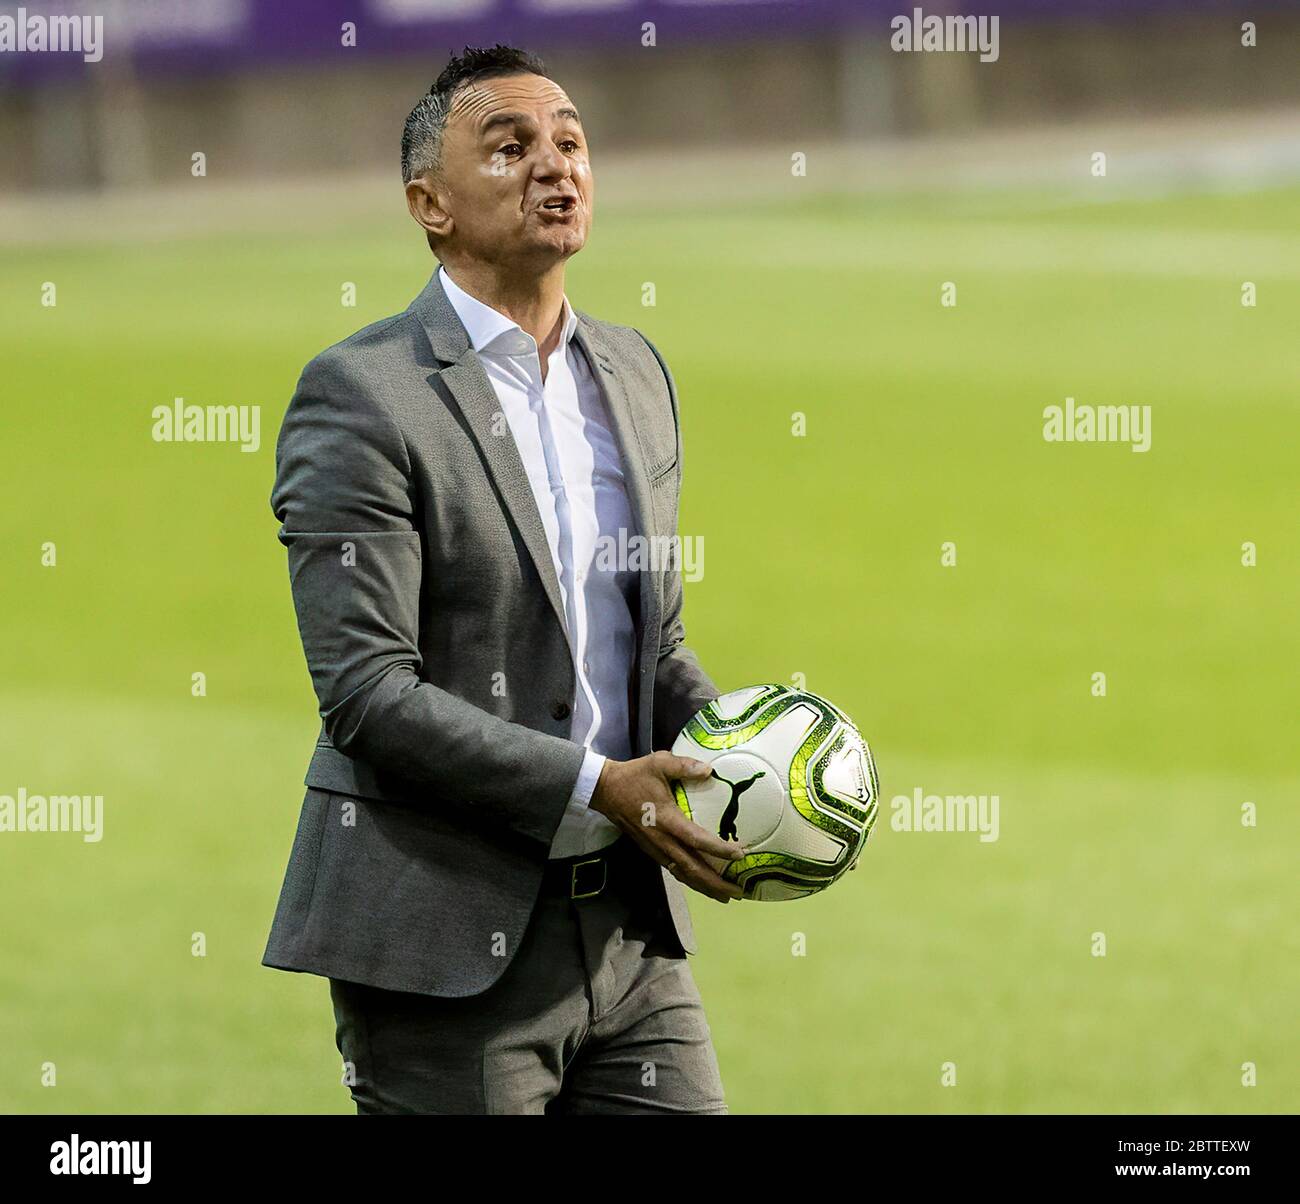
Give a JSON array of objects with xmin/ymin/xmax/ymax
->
[{"xmin": 427, "ymin": 72, "xmax": 593, "ymax": 268}]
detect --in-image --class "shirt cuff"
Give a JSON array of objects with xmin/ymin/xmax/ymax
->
[{"xmin": 568, "ymin": 749, "xmax": 607, "ymax": 809}]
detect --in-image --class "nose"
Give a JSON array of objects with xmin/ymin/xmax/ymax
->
[{"xmin": 531, "ymin": 139, "xmax": 571, "ymax": 182}]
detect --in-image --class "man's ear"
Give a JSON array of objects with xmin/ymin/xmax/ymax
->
[{"xmin": 405, "ymin": 174, "xmax": 452, "ymax": 244}]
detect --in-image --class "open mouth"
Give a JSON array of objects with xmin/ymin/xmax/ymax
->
[{"xmin": 539, "ymin": 195, "xmax": 577, "ymax": 213}]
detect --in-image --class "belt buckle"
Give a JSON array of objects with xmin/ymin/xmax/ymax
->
[{"xmin": 570, "ymin": 856, "xmax": 606, "ymax": 900}]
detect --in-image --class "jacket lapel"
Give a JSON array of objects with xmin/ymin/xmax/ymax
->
[{"xmin": 408, "ymin": 270, "xmax": 573, "ymax": 656}]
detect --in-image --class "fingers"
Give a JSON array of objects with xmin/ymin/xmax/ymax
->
[
  {"xmin": 647, "ymin": 753, "xmax": 743, "ymax": 859},
  {"xmin": 669, "ymin": 847, "xmax": 744, "ymax": 903},
  {"xmin": 669, "ymin": 813, "xmax": 745, "ymax": 863},
  {"xmin": 613, "ymin": 754, "xmax": 746, "ymax": 898},
  {"xmin": 638, "ymin": 833, "xmax": 743, "ymax": 903},
  {"xmin": 656, "ymin": 750, "xmax": 712, "ymax": 781}
]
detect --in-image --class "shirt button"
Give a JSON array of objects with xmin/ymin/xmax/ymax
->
[
  {"xmin": 583, "ymin": 660, "xmax": 591, "ymax": 674},
  {"xmin": 551, "ymin": 701, "xmax": 572, "ymax": 721}
]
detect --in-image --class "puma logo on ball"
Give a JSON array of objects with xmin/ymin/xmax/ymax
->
[{"xmin": 711, "ymin": 769, "xmax": 766, "ymax": 843}]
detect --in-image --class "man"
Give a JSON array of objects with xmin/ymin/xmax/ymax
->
[{"xmin": 262, "ymin": 44, "xmax": 743, "ymax": 1115}]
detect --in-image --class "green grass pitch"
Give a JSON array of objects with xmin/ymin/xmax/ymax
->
[{"xmin": 1, "ymin": 182, "xmax": 1296, "ymax": 1112}]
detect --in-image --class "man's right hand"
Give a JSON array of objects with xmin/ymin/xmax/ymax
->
[{"xmin": 589, "ymin": 752, "xmax": 745, "ymax": 903}]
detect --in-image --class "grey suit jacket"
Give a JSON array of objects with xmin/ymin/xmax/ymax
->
[{"xmin": 262, "ymin": 267, "xmax": 720, "ymax": 998}]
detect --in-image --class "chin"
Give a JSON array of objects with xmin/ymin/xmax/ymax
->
[{"xmin": 530, "ymin": 233, "xmax": 588, "ymax": 260}]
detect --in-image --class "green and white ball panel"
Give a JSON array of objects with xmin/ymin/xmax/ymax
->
[{"xmin": 671, "ymin": 684, "xmax": 880, "ymax": 902}]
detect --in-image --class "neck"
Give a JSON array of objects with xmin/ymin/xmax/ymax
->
[{"xmin": 441, "ymin": 259, "xmax": 569, "ymax": 364}]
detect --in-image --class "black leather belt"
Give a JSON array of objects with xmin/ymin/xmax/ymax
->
[{"xmin": 542, "ymin": 837, "xmax": 639, "ymax": 900}]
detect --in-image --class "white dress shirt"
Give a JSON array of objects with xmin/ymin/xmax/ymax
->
[{"xmin": 438, "ymin": 265, "xmax": 637, "ymax": 858}]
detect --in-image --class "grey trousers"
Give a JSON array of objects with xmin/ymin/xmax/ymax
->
[{"xmin": 328, "ymin": 844, "xmax": 728, "ymax": 1115}]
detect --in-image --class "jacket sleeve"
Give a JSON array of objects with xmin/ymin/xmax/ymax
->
[
  {"xmin": 270, "ymin": 351, "xmax": 584, "ymax": 848},
  {"xmin": 637, "ymin": 333, "xmax": 722, "ymax": 750}
]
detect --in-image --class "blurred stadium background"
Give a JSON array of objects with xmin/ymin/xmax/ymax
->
[{"xmin": 1, "ymin": 0, "xmax": 1296, "ymax": 1113}]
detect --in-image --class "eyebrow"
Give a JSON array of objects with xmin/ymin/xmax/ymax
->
[{"xmin": 480, "ymin": 107, "xmax": 583, "ymax": 137}]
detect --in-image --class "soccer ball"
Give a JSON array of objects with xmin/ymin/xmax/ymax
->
[{"xmin": 670, "ymin": 684, "xmax": 880, "ymax": 901}]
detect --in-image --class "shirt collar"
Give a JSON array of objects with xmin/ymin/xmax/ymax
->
[{"xmin": 438, "ymin": 264, "xmax": 577, "ymax": 359}]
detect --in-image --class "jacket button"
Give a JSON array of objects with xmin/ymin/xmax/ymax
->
[{"xmin": 551, "ymin": 700, "xmax": 572, "ymax": 721}]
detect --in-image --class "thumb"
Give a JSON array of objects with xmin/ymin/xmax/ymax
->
[{"xmin": 670, "ymin": 755, "xmax": 713, "ymax": 781}]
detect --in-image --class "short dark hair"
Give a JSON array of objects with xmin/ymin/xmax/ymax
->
[{"xmin": 401, "ymin": 44, "xmax": 550, "ymax": 183}]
